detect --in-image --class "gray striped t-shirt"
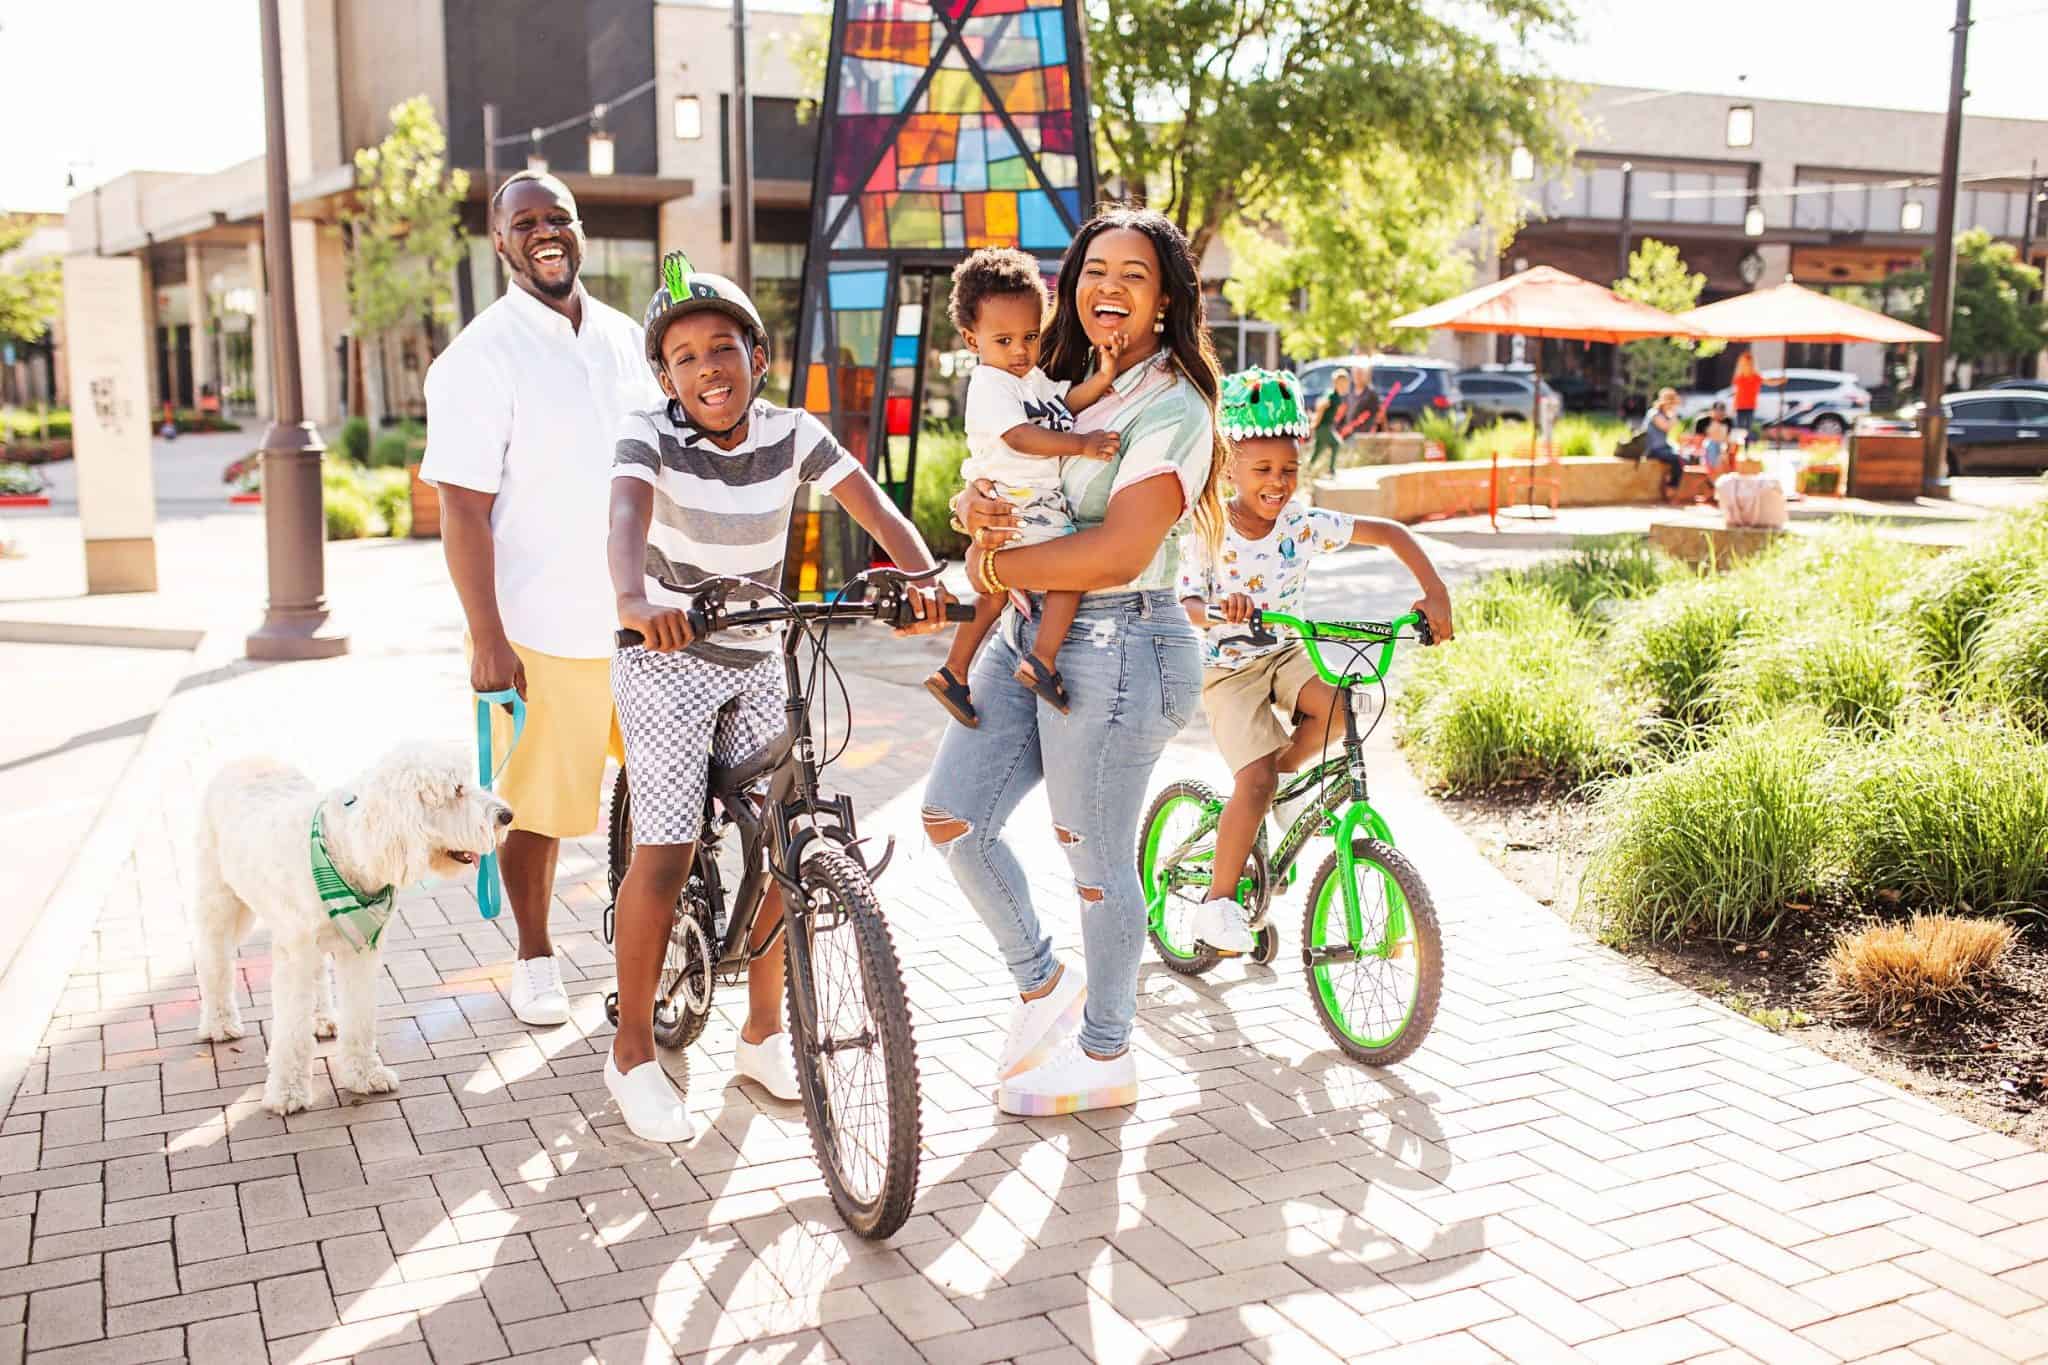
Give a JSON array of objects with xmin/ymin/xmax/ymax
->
[{"xmin": 613, "ymin": 399, "xmax": 858, "ymax": 668}]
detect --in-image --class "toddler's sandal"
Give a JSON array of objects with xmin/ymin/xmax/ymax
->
[
  {"xmin": 924, "ymin": 667, "xmax": 979, "ymax": 728},
  {"xmin": 1014, "ymin": 655, "xmax": 1071, "ymax": 714}
]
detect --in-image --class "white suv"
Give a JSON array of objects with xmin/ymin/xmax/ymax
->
[{"xmin": 1681, "ymin": 368, "xmax": 1871, "ymax": 434}]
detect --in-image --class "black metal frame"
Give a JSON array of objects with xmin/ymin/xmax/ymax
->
[{"xmin": 788, "ymin": 0, "xmax": 1101, "ymax": 585}]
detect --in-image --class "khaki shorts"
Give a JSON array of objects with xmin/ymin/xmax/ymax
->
[
  {"xmin": 1201, "ymin": 644, "xmax": 1323, "ymax": 776},
  {"xmin": 469, "ymin": 639, "xmax": 625, "ymax": 839}
]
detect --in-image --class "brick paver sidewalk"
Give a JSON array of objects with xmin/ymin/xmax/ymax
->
[{"xmin": 2, "ymin": 592, "xmax": 2046, "ymax": 1364}]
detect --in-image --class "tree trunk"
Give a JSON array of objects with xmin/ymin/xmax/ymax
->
[{"xmin": 363, "ymin": 332, "xmax": 387, "ymax": 438}]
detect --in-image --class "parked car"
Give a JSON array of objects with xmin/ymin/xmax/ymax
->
[
  {"xmin": 1679, "ymin": 368, "xmax": 1871, "ymax": 435},
  {"xmin": 1295, "ymin": 355, "xmax": 1466, "ymax": 431},
  {"xmin": 1864, "ymin": 390, "xmax": 2048, "ymax": 475},
  {"xmin": 1454, "ymin": 367, "xmax": 1563, "ymax": 428}
]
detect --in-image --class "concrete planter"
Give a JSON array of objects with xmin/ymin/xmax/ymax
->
[{"xmin": 408, "ymin": 464, "xmax": 441, "ymax": 539}]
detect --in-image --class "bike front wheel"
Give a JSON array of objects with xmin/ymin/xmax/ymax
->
[
  {"xmin": 785, "ymin": 847, "xmax": 920, "ymax": 1239},
  {"xmin": 1302, "ymin": 839, "xmax": 1442, "ymax": 1066}
]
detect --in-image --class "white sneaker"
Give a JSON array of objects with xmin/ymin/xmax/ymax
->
[
  {"xmin": 1192, "ymin": 897, "xmax": 1257, "ymax": 955},
  {"xmin": 998, "ymin": 962, "xmax": 1087, "ymax": 1081},
  {"xmin": 735, "ymin": 1032, "xmax": 802, "ymax": 1101},
  {"xmin": 507, "ymin": 955, "xmax": 569, "ymax": 1026},
  {"xmin": 604, "ymin": 1055, "xmax": 694, "ymax": 1143},
  {"xmin": 999, "ymin": 1034, "xmax": 1137, "ymax": 1117}
]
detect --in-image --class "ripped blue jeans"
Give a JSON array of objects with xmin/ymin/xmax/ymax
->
[{"xmin": 923, "ymin": 590, "xmax": 1200, "ymax": 1055}]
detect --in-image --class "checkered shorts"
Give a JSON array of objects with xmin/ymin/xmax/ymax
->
[{"xmin": 610, "ymin": 647, "xmax": 787, "ymax": 846}]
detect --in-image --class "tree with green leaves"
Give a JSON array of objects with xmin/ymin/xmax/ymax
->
[
  {"xmin": 343, "ymin": 97, "xmax": 469, "ymax": 436},
  {"xmin": 1612, "ymin": 238, "xmax": 1723, "ymax": 401},
  {"xmin": 1090, "ymin": 0, "xmax": 1576, "ymax": 262},
  {"xmin": 1222, "ymin": 149, "xmax": 1522, "ymax": 360},
  {"xmin": 1885, "ymin": 228, "xmax": 2048, "ymax": 381},
  {"xmin": 0, "ymin": 216, "xmax": 61, "ymax": 350}
]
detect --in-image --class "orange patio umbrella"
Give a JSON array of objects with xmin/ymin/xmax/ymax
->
[
  {"xmin": 1391, "ymin": 266, "xmax": 1701, "ymax": 525},
  {"xmin": 1675, "ymin": 281, "xmax": 1939, "ymax": 429}
]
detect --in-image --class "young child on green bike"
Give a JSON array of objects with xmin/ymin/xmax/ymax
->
[{"xmin": 1177, "ymin": 368, "xmax": 1454, "ymax": 955}]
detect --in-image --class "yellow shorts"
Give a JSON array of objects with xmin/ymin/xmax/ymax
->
[
  {"xmin": 1200, "ymin": 644, "xmax": 1323, "ymax": 776},
  {"xmin": 470, "ymin": 639, "xmax": 624, "ymax": 839}
]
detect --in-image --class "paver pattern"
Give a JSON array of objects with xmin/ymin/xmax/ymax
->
[{"xmin": 3, "ymin": 542, "xmax": 2046, "ymax": 1365}]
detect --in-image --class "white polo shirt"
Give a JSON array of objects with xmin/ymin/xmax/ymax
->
[{"xmin": 421, "ymin": 286, "xmax": 661, "ymax": 659}]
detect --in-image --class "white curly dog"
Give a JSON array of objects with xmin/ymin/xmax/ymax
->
[{"xmin": 193, "ymin": 743, "xmax": 512, "ymax": 1115}]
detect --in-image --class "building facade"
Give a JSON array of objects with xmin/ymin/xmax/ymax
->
[{"xmin": 1488, "ymin": 85, "xmax": 2048, "ymax": 400}]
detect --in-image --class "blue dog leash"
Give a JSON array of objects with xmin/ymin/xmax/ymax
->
[{"xmin": 474, "ymin": 689, "xmax": 526, "ymax": 919}]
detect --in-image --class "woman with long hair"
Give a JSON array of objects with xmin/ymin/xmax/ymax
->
[{"xmin": 924, "ymin": 205, "xmax": 1223, "ymax": 1116}]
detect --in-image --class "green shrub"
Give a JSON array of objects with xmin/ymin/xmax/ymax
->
[
  {"xmin": 1736, "ymin": 523, "xmax": 1921, "ymax": 629},
  {"xmin": 1962, "ymin": 593, "xmax": 2048, "ymax": 733},
  {"xmin": 1507, "ymin": 536, "xmax": 1684, "ymax": 620},
  {"xmin": 911, "ymin": 425, "xmax": 970, "ymax": 559},
  {"xmin": 1456, "ymin": 576, "xmax": 1581, "ymax": 636},
  {"xmin": 1583, "ymin": 715, "xmax": 1838, "ymax": 943},
  {"xmin": 1466, "ymin": 420, "xmax": 1538, "ymax": 464},
  {"xmin": 2, "ymin": 408, "xmax": 71, "ymax": 441},
  {"xmin": 365, "ymin": 467, "xmax": 411, "ymax": 538},
  {"xmin": 368, "ymin": 421, "xmax": 426, "ymax": 469},
  {"xmin": 0, "ymin": 462, "xmax": 47, "ymax": 496},
  {"xmin": 1417, "ymin": 410, "xmax": 1471, "ymax": 461},
  {"xmin": 1836, "ymin": 716, "xmax": 2048, "ymax": 918},
  {"xmin": 1614, "ymin": 578, "xmax": 1758, "ymax": 726},
  {"xmin": 1899, "ymin": 506, "xmax": 2048, "ymax": 688},
  {"xmin": 324, "ymin": 482, "xmax": 374, "ymax": 540},
  {"xmin": 1552, "ymin": 414, "xmax": 1624, "ymax": 460},
  {"xmin": 1716, "ymin": 615, "xmax": 1915, "ymax": 734},
  {"xmin": 1399, "ymin": 620, "xmax": 1631, "ymax": 791},
  {"xmin": 338, "ymin": 417, "xmax": 371, "ymax": 464}
]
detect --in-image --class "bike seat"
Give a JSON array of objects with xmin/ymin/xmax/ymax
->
[{"xmin": 710, "ymin": 726, "xmax": 793, "ymax": 799}]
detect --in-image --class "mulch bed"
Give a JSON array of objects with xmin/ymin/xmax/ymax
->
[{"xmin": 1440, "ymin": 790, "xmax": 2048, "ymax": 1147}]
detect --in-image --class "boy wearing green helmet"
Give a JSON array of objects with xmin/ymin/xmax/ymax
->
[{"xmin": 1177, "ymin": 369, "xmax": 1454, "ymax": 955}]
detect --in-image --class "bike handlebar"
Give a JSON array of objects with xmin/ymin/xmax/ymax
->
[
  {"xmin": 616, "ymin": 565, "xmax": 973, "ymax": 649},
  {"xmin": 1204, "ymin": 607, "xmax": 1432, "ymax": 687}
]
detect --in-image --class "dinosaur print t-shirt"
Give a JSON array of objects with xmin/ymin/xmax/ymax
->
[{"xmin": 1176, "ymin": 498, "xmax": 1355, "ymax": 668}]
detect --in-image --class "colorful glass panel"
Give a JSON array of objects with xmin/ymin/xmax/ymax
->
[{"xmin": 794, "ymin": 0, "xmax": 1095, "ymax": 587}]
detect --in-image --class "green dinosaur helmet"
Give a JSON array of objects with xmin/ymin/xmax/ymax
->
[
  {"xmin": 641, "ymin": 250, "xmax": 769, "ymax": 380},
  {"xmin": 1220, "ymin": 368, "xmax": 1311, "ymax": 441}
]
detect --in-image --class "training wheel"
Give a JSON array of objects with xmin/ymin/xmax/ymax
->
[
  {"xmin": 604, "ymin": 991, "xmax": 620, "ymax": 1027},
  {"xmin": 1252, "ymin": 928, "xmax": 1280, "ymax": 966}
]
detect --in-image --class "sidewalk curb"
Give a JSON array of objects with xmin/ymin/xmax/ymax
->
[
  {"xmin": 0, "ymin": 627, "xmax": 236, "ymax": 1117},
  {"xmin": 0, "ymin": 619, "xmax": 207, "ymax": 650}
]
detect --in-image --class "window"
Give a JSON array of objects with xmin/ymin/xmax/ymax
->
[
  {"xmin": 2012, "ymin": 397, "xmax": 2048, "ymax": 423},
  {"xmin": 1587, "ymin": 166, "xmax": 1624, "ymax": 219},
  {"xmin": 1952, "ymin": 399, "xmax": 2015, "ymax": 421},
  {"xmin": 580, "ymin": 238, "xmax": 656, "ymax": 316},
  {"xmin": 1462, "ymin": 378, "xmax": 1508, "ymax": 395},
  {"xmin": 1784, "ymin": 375, "xmax": 1835, "ymax": 393}
]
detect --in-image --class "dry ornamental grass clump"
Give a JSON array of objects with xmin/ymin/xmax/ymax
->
[{"xmin": 1824, "ymin": 914, "xmax": 2016, "ymax": 1024}]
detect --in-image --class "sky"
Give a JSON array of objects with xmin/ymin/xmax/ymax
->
[{"xmin": 4, "ymin": 0, "xmax": 2045, "ymax": 215}]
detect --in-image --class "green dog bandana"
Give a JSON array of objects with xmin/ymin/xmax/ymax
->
[{"xmin": 310, "ymin": 799, "xmax": 394, "ymax": 953}]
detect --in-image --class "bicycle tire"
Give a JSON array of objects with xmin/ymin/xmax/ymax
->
[
  {"xmin": 1302, "ymin": 839, "xmax": 1442, "ymax": 1067},
  {"xmin": 785, "ymin": 847, "xmax": 920, "ymax": 1240},
  {"xmin": 608, "ymin": 768, "xmax": 714, "ymax": 1051},
  {"xmin": 1138, "ymin": 781, "xmax": 1269, "ymax": 975}
]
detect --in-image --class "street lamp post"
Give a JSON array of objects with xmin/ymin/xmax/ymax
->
[
  {"xmin": 246, "ymin": 0, "xmax": 347, "ymax": 661},
  {"xmin": 483, "ymin": 101, "xmax": 504, "ymax": 295},
  {"xmin": 730, "ymin": 0, "xmax": 754, "ymax": 294},
  {"xmin": 1611, "ymin": 161, "xmax": 1633, "ymax": 415},
  {"xmin": 1920, "ymin": 0, "xmax": 1971, "ymax": 500}
]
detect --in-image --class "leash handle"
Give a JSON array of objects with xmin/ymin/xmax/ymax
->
[{"xmin": 474, "ymin": 689, "xmax": 526, "ymax": 920}]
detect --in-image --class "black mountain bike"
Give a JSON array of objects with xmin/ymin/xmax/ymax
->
[{"xmin": 603, "ymin": 566, "xmax": 971, "ymax": 1240}]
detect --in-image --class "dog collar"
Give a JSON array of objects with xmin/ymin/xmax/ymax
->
[{"xmin": 310, "ymin": 800, "xmax": 395, "ymax": 953}]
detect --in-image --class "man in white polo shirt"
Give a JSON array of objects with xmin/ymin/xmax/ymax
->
[{"xmin": 421, "ymin": 171, "xmax": 661, "ymax": 1026}]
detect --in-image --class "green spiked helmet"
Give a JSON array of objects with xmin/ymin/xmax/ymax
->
[
  {"xmin": 1219, "ymin": 368, "xmax": 1311, "ymax": 441},
  {"xmin": 641, "ymin": 250, "xmax": 770, "ymax": 380}
]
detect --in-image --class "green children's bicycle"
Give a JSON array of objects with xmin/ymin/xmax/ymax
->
[{"xmin": 1136, "ymin": 608, "xmax": 1443, "ymax": 1066}]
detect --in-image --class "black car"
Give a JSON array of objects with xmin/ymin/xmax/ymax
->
[
  {"xmin": 1295, "ymin": 355, "xmax": 1466, "ymax": 430},
  {"xmin": 1945, "ymin": 390, "xmax": 2048, "ymax": 474}
]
